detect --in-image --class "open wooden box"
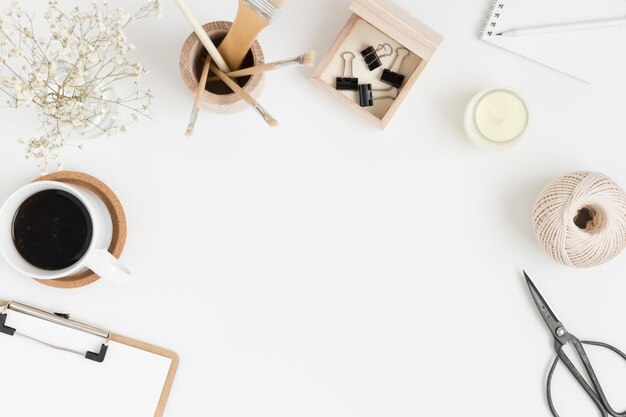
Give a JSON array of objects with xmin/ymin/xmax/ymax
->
[{"xmin": 311, "ymin": 0, "xmax": 443, "ymax": 128}]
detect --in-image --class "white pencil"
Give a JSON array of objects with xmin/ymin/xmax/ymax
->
[
  {"xmin": 173, "ymin": 0, "xmax": 231, "ymax": 73},
  {"xmin": 497, "ymin": 16, "xmax": 626, "ymax": 37}
]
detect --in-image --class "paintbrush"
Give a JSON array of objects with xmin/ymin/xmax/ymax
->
[
  {"xmin": 185, "ymin": 55, "xmax": 212, "ymax": 137},
  {"xmin": 173, "ymin": 0, "xmax": 231, "ymax": 73},
  {"xmin": 218, "ymin": 0, "xmax": 286, "ymax": 70},
  {"xmin": 206, "ymin": 51, "xmax": 316, "ymax": 83},
  {"xmin": 210, "ymin": 65, "xmax": 278, "ymax": 127}
]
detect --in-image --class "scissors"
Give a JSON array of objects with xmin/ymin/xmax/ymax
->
[{"xmin": 524, "ymin": 272, "xmax": 626, "ymax": 417}]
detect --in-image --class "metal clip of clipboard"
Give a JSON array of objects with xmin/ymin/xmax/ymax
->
[{"xmin": 0, "ymin": 301, "xmax": 110, "ymax": 363}]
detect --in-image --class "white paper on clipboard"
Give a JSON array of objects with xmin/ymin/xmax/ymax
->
[{"xmin": 0, "ymin": 301, "xmax": 175, "ymax": 417}]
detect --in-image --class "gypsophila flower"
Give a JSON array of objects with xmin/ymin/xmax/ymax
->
[{"xmin": 0, "ymin": 0, "xmax": 161, "ymax": 172}]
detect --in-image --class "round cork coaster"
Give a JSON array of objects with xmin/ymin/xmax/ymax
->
[{"xmin": 31, "ymin": 171, "xmax": 127, "ymax": 289}]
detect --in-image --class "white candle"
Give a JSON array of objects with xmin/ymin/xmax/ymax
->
[{"xmin": 464, "ymin": 88, "xmax": 529, "ymax": 150}]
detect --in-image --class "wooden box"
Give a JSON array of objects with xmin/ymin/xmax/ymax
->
[{"xmin": 311, "ymin": 0, "xmax": 443, "ymax": 128}]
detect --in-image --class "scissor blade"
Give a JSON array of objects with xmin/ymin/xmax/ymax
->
[{"xmin": 524, "ymin": 271, "xmax": 563, "ymax": 337}]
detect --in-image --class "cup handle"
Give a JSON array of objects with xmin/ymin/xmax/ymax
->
[{"xmin": 84, "ymin": 249, "xmax": 131, "ymax": 287}]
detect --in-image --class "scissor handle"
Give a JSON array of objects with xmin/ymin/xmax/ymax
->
[{"xmin": 547, "ymin": 338, "xmax": 626, "ymax": 417}]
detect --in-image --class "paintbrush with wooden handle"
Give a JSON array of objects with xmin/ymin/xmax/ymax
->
[
  {"xmin": 206, "ymin": 51, "xmax": 315, "ymax": 83},
  {"xmin": 210, "ymin": 65, "xmax": 278, "ymax": 127},
  {"xmin": 173, "ymin": 0, "xmax": 231, "ymax": 73},
  {"xmin": 218, "ymin": 0, "xmax": 286, "ymax": 70},
  {"xmin": 185, "ymin": 55, "xmax": 212, "ymax": 137}
]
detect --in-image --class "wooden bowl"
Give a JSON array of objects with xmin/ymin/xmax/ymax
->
[{"xmin": 179, "ymin": 21, "xmax": 265, "ymax": 114}]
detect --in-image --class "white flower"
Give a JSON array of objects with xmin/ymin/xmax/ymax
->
[
  {"xmin": 116, "ymin": 8, "xmax": 130, "ymax": 24},
  {"xmin": 0, "ymin": 22, "xmax": 15, "ymax": 35},
  {"xmin": 8, "ymin": 48, "xmax": 22, "ymax": 58},
  {"xmin": 33, "ymin": 71, "xmax": 46, "ymax": 82}
]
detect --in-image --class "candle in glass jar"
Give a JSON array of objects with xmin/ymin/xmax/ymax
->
[{"xmin": 464, "ymin": 88, "xmax": 529, "ymax": 150}]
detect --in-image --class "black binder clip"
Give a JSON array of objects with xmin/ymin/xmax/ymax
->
[
  {"xmin": 0, "ymin": 312, "xmax": 15, "ymax": 336},
  {"xmin": 360, "ymin": 43, "xmax": 392, "ymax": 71},
  {"xmin": 335, "ymin": 52, "xmax": 358, "ymax": 91},
  {"xmin": 358, "ymin": 85, "xmax": 399, "ymax": 107},
  {"xmin": 381, "ymin": 47, "xmax": 409, "ymax": 89},
  {"xmin": 358, "ymin": 84, "xmax": 373, "ymax": 107}
]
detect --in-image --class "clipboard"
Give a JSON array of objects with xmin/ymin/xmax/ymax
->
[{"xmin": 0, "ymin": 299, "xmax": 179, "ymax": 417}]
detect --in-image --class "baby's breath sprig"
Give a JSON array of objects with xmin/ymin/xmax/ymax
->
[{"xmin": 0, "ymin": 0, "xmax": 162, "ymax": 172}]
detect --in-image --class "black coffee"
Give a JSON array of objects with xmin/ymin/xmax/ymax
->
[{"xmin": 12, "ymin": 189, "xmax": 93, "ymax": 270}]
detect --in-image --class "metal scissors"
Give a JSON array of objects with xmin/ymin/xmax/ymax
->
[{"xmin": 524, "ymin": 272, "xmax": 626, "ymax": 417}]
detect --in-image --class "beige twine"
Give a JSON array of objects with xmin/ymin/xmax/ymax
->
[{"xmin": 532, "ymin": 171, "xmax": 626, "ymax": 268}]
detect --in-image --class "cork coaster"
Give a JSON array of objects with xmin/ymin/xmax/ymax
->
[{"xmin": 31, "ymin": 171, "xmax": 127, "ymax": 289}]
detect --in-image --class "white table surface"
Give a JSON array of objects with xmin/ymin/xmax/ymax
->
[{"xmin": 2, "ymin": 0, "xmax": 626, "ymax": 416}]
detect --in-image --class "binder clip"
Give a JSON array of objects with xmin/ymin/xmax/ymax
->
[
  {"xmin": 381, "ymin": 47, "xmax": 409, "ymax": 89},
  {"xmin": 360, "ymin": 43, "xmax": 392, "ymax": 71},
  {"xmin": 358, "ymin": 85, "xmax": 399, "ymax": 107},
  {"xmin": 335, "ymin": 52, "xmax": 358, "ymax": 91},
  {"xmin": 0, "ymin": 311, "xmax": 15, "ymax": 336},
  {"xmin": 358, "ymin": 84, "xmax": 373, "ymax": 107}
]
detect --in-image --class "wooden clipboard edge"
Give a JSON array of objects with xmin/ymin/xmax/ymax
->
[{"xmin": 110, "ymin": 333, "xmax": 179, "ymax": 417}]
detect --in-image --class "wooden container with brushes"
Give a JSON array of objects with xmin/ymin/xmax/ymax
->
[
  {"xmin": 179, "ymin": 21, "xmax": 265, "ymax": 114},
  {"xmin": 311, "ymin": 0, "xmax": 444, "ymax": 129}
]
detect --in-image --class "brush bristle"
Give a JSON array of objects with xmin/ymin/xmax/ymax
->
[
  {"xmin": 185, "ymin": 129, "xmax": 193, "ymax": 136},
  {"xmin": 301, "ymin": 50, "xmax": 316, "ymax": 67},
  {"xmin": 267, "ymin": 117, "xmax": 279, "ymax": 127},
  {"xmin": 249, "ymin": 0, "xmax": 284, "ymax": 22}
]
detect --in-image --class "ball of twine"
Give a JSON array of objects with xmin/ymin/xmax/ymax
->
[{"xmin": 532, "ymin": 171, "xmax": 626, "ymax": 268}]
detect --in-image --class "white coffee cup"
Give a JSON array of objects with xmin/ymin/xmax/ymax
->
[{"xmin": 0, "ymin": 181, "xmax": 131, "ymax": 286}]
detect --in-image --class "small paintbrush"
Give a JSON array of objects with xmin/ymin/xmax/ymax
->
[
  {"xmin": 210, "ymin": 65, "xmax": 278, "ymax": 127},
  {"xmin": 173, "ymin": 0, "xmax": 231, "ymax": 73},
  {"xmin": 185, "ymin": 55, "xmax": 212, "ymax": 137},
  {"xmin": 206, "ymin": 51, "xmax": 316, "ymax": 83}
]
